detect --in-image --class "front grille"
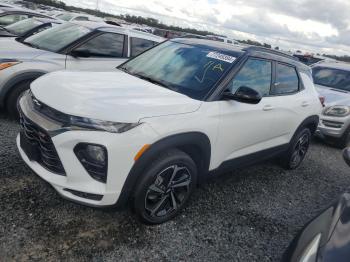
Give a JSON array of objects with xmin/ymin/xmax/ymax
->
[
  {"xmin": 322, "ymin": 120, "xmax": 344, "ymax": 129},
  {"xmin": 20, "ymin": 113, "xmax": 66, "ymax": 175}
]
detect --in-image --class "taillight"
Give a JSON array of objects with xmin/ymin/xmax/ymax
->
[{"xmin": 319, "ymin": 96, "xmax": 325, "ymax": 107}]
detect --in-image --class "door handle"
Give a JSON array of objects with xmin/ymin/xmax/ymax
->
[
  {"xmin": 301, "ymin": 101, "xmax": 310, "ymax": 107},
  {"xmin": 263, "ymin": 105, "xmax": 274, "ymax": 111}
]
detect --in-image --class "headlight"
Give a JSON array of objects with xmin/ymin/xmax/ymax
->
[
  {"xmin": 323, "ymin": 105, "xmax": 350, "ymax": 117},
  {"xmin": 69, "ymin": 116, "xmax": 141, "ymax": 133},
  {"xmin": 299, "ymin": 234, "xmax": 321, "ymax": 262},
  {"xmin": 0, "ymin": 59, "xmax": 21, "ymax": 70},
  {"xmin": 28, "ymin": 91, "xmax": 140, "ymax": 133}
]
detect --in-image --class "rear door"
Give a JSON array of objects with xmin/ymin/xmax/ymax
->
[
  {"xmin": 65, "ymin": 32, "xmax": 128, "ymax": 71},
  {"xmin": 271, "ymin": 62, "xmax": 314, "ymax": 135}
]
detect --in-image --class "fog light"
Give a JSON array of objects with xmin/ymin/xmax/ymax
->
[
  {"xmin": 74, "ymin": 143, "xmax": 108, "ymax": 183},
  {"xmin": 86, "ymin": 144, "xmax": 106, "ymax": 164}
]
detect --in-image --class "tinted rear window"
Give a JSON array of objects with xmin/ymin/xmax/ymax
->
[{"xmin": 313, "ymin": 66, "xmax": 350, "ymax": 91}]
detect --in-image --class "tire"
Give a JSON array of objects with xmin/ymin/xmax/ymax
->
[
  {"xmin": 280, "ymin": 128, "xmax": 311, "ymax": 170},
  {"xmin": 133, "ymin": 149, "xmax": 197, "ymax": 224},
  {"xmin": 5, "ymin": 80, "xmax": 32, "ymax": 119}
]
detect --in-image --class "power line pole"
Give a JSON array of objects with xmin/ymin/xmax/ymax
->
[{"xmin": 96, "ymin": 0, "xmax": 99, "ymax": 11}]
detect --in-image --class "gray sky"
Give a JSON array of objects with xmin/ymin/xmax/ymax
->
[{"xmin": 63, "ymin": 0, "xmax": 350, "ymax": 55}]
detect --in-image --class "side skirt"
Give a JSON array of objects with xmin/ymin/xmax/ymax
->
[{"xmin": 208, "ymin": 143, "xmax": 289, "ymax": 177}]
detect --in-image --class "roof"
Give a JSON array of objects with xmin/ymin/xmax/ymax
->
[
  {"xmin": 312, "ymin": 61, "xmax": 350, "ymax": 71},
  {"xmin": 0, "ymin": 7, "xmax": 49, "ymax": 16},
  {"xmin": 33, "ymin": 17, "xmax": 60, "ymax": 24},
  {"xmin": 171, "ymin": 38, "xmax": 245, "ymax": 56},
  {"xmin": 170, "ymin": 38, "xmax": 309, "ymax": 71},
  {"xmin": 72, "ymin": 21, "xmax": 166, "ymax": 42},
  {"xmin": 56, "ymin": 12, "xmax": 104, "ymax": 22}
]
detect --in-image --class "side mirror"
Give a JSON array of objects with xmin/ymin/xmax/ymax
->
[
  {"xmin": 69, "ymin": 49, "xmax": 91, "ymax": 58},
  {"xmin": 222, "ymin": 86, "xmax": 262, "ymax": 104},
  {"xmin": 343, "ymin": 147, "xmax": 350, "ymax": 167}
]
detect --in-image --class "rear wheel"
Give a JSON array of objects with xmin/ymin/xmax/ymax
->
[
  {"xmin": 280, "ymin": 128, "xmax": 311, "ymax": 170},
  {"xmin": 6, "ymin": 80, "xmax": 32, "ymax": 119},
  {"xmin": 133, "ymin": 149, "xmax": 197, "ymax": 224}
]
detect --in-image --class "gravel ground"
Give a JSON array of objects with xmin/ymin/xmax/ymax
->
[{"xmin": 1, "ymin": 112, "xmax": 350, "ymax": 262}]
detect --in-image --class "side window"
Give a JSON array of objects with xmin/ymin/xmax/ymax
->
[
  {"xmin": 230, "ymin": 58, "xmax": 272, "ymax": 97},
  {"xmin": 272, "ymin": 63, "xmax": 299, "ymax": 95},
  {"xmin": 74, "ymin": 33, "xmax": 125, "ymax": 58},
  {"xmin": 130, "ymin": 37, "xmax": 156, "ymax": 57},
  {"xmin": 227, "ymin": 40, "xmax": 233, "ymax": 44},
  {"xmin": 0, "ymin": 14, "xmax": 28, "ymax": 26}
]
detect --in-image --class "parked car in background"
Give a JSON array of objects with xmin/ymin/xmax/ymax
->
[
  {"xmin": 313, "ymin": 62, "xmax": 350, "ymax": 148},
  {"xmin": 283, "ymin": 148, "xmax": 350, "ymax": 262},
  {"xmin": 206, "ymin": 35, "xmax": 240, "ymax": 45},
  {"xmin": 0, "ymin": 21, "xmax": 165, "ymax": 117},
  {"xmin": 55, "ymin": 12, "xmax": 104, "ymax": 23},
  {"xmin": 0, "ymin": 17, "xmax": 62, "ymax": 39},
  {"xmin": 17, "ymin": 40, "xmax": 321, "ymax": 224},
  {"xmin": 294, "ymin": 53, "xmax": 337, "ymax": 66},
  {"xmin": 0, "ymin": 7, "xmax": 51, "ymax": 26}
]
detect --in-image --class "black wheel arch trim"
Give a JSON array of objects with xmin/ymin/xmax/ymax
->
[
  {"xmin": 294, "ymin": 115, "xmax": 319, "ymax": 136},
  {"xmin": 0, "ymin": 71, "xmax": 46, "ymax": 106},
  {"xmin": 113, "ymin": 132, "xmax": 211, "ymax": 210}
]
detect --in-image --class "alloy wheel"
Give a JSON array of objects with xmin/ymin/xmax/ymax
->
[
  {"xmin": 145, "ymin": 164, "xmax": 192, "ymax": 218},
  {"xmin": 290, "ymin": 133, "xmax": 309, "ymax": 168}
]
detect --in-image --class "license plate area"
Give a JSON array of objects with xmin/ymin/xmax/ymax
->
[{"xmin": 20, "ymin": 131, "xmax": 39, "ymax": 162}]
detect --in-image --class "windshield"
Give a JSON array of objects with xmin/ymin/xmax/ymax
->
[
  {"xmin": 5, "ymin": 18, "xmax": 42, "ymax": 35},
  {"xmin": 24, "ymin": 23, "xmax": 91, "ymax": 52},
  {"xmin": 56, "ymin": 13, "xmax": 74, "ymax": 21},
  {"xmin": 119, "ymin": 41, "xmax": 237, "ymax": 100},
  {"xmin": 312, "ymin": 66, "xmax": 350, "ymax": 91}
]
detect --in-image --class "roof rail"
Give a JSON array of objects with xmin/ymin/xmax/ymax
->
[{"xmin": 243, "ymin": 46, "xmax": 299, "ymax": 61}]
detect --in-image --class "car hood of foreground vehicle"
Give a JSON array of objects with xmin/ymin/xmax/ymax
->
[
  {"xmin": 315, "ymin": 84, "xmax": 350, "ymax": 107},
  {"xmin": 31, "ymin": 70, "xmax": 202, "ymax": 123},
  {"xmin": 0, "ymin": 37, "xmax": 47, "ymax": 60}
]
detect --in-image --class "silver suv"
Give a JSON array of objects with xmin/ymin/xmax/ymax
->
[
  {"xmin": 313, "ymin": 62, "xmax": 350, "ymax": 147},
  {"xmin": 0, "ymin": 21, "xmax": 164, "ymax": 117}
]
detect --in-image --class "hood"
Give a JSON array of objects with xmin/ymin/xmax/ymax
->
[
  {"xmin": 0, "ymin": 38, "xmax": 48, "ymax": 60},
  {"xmin": 31, "ymin": 70, "xmax": 202, "ymax": 123},
  {"xmin": 315, "ymin": 84, "xmax": 350, "ymax": 107}
]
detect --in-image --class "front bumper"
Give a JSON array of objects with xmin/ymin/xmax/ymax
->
[
  {"xmin": 317, "ymin": 115, "xmax": 350, "ymax": 139},
  {"xmin": 16, "ymin": 92, "xmax": 158, "ymax": 207}
]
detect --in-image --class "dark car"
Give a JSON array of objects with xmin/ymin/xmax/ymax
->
[
  {"xmin": 283, "ymin": 148, "xmax": 350, "ymax": 262},
  {"xmin": 0, "ymin": 17, "xmax": 62, "ymax": 39},
  {"xmin": 0, "ymin": 7, "xmax": 51, "ymax": 26}
]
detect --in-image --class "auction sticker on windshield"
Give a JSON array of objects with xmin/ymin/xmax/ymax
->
[{"xmin": 207, "ymin": 52, "xmax": 236, "ymax": 63}]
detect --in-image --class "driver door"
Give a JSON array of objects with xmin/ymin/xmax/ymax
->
[
  {"xmin": 65, "ymin": 33, "xmax": 128, "ymax": 71},
  {"xmin": 215, "ymin": 57, "xmax": 292, "ymax": 164}
]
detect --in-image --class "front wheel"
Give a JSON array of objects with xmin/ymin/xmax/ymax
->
[
  {"xmin": 280, "ymin": 128, "xmax": 311, "ymax": 170},
  {"xmin": 133, "ymin": 149, "xmax": 197, "ymax": 224},
  {"xmin": 6, "ymin": 80, "xmax": 32, "ymax": 119}
]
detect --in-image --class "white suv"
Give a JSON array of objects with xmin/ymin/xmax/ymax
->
[
  {"xmin": 0, "ymin": 21, "xmax": 164, "ymax": 117},
  {"xmin": 17, "ymin": 39, "xmax": 322, "ymax": 224}
]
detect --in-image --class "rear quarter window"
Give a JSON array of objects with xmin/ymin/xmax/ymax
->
[
  {"xmin": 130, "ymin": 37, "xmax": 156, "ymax": 57},
  {"xmin": 271, "ymin": 63, "xmax": 299, "ymax": 95}
]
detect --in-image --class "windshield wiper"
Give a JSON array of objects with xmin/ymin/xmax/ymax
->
[
  {"xmin": 133, "ymin": 73, "xmax": 171, "ymax": 89},
  {"xmin": 21, "ymin": 41, "xmax": 39, "ymax": 49},
  {"xmin": 118, "ymin": 66, "xmax": 129, "ymax": 73}
]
